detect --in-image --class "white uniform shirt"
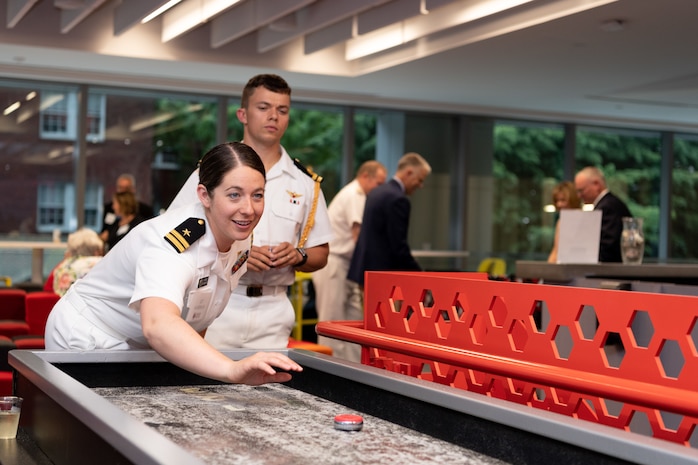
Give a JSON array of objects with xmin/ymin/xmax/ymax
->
[
  {"xmin": 169, "ymin": 146, "xmax": 332, "ymax": 287},
  {"xmin": 326, "ymin": 179, "xmax": 365, "ymax": 260},
  {"xmin": 68, "ymin": 202, "xmax": 251, "ymax": 347}
]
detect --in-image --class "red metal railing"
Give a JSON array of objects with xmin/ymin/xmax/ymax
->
[{"xmin": 316, "ymin": 271, "xmax": 698, "ymax": 445}]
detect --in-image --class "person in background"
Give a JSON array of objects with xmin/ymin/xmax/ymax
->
[
  {"xmin": 312, "ymin": 160, "xmax": 387, "ymax": 362},
  {"xmin": 547, "ymin": 181, "xmax": 583, "ymax": 263},
  {"xmin": 45, "ymin": 141, "xmax": 301, "ymax": 386},
  {"xmin": 101, "ymin": 173, "xmax": 154, "ymax": 236},
  {"xmin": 52, "ymin": 228, "xmax": 104, "ymax": 296},
  {"xmin": 348, "ymin": 152, "xmax": 431, "ymax": 288},
  {"xmin": 169, "ymin": 74, "xmax": 332, "ymax": 350},
  {"xmin": 574, "ymin": 166, "xmax": 632, "ymax": 263},
  {"xmin": 100, "ymin": 191, "xmax": 146, "ymax": 252}
]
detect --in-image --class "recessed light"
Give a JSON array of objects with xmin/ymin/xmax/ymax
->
[{"xmin": 600, "ymin": 19, "xmax": 625, "ymax": 32}]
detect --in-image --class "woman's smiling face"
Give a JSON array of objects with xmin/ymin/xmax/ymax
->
[{"xmin": 199, "ymin": 165, "xmax": 265, "ymax": 252}]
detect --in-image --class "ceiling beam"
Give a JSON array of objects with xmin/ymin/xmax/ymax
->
[
  {"xmin": 6, "ymin": 0, "xmax": 40, "ymax": 28},
  {"xmin": 257, "ymin": 0, "xmax": 391, "ymax": 53},
  {"xmin": 211, "ymin": 0, "xmax": 315, "ymax": 49},
  {"xmin": 60, "ymin": 0, "xmax": 109, "ymax": 34}
]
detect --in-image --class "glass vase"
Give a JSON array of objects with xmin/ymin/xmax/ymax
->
[{"xmin": 621, "ymin": 217, "xmax": 644, "ymax": 265}]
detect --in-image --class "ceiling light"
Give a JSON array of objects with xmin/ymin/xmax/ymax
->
[
  {"xmin": 346, "ymin": 0, "xmax": 533, "ymax": 61},
  {"xmin": 600, "ymin": 19, "xmax": 625, "ymax": 32},
  {"xmin": 3, "ymin": 102, "xmax": 20, "ymax": 116},
  {"xmin": 162, "ymin": 0, "xmax": 242, "ymax": 42},
  {"xmin": 141, "ymin": 0, "xmax": 182, "ymax": 24}
]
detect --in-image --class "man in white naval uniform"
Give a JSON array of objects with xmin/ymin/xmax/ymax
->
[{"xmin": 171, "ymin": 74, "xmax": 332, "ymax": 350}]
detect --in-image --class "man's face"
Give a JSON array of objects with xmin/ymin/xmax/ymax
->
[
  {"xmin": 364, "ymin": 168, "xmax": 387, "ymax": 194},
  {"xmin": 404, "ymin": 167, "xmax": 428, "ymax": 195},
  {"xmin": 575, "ymin": 174, "xmax": 598, "ymax": 204},
  {"xmin": 237, "ymin": 86, "xmax": 290, "ymax": 145},
  {"xmin": 116, "ymin": 179, "xmax": 134, "ymax": 194}
]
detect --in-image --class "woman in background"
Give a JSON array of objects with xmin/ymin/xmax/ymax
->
[
  {"xmin": 547, "ymin": 181, "xmax": 583, "ymax": 263},
  {"xmin": 53, "ymin": 228, "xmax": 104, "ymax": 296},
  {"xmin": 100, "ymin": 191, "xmax": 146, "ymax": 252}
]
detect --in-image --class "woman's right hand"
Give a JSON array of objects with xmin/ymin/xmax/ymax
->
[{"xmin": 228, "ymin": 351, "xmax": 303, "ymax": 385}]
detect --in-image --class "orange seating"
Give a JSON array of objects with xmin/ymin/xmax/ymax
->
[{"xmin": 287, "ymin": 337, "xmax": 333, "ymax": 355}]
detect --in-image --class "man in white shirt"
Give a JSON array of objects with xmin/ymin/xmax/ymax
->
[{"xmin": 312, "ymin": 161, "xmax": 387, "ymax": 361}]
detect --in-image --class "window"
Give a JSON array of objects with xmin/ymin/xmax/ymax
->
[{"xmin": 40, "ymin": 91, "xmax": 106, "ymax": 142}]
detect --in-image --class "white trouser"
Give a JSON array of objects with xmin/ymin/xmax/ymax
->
[
  {"xmin": 204, "ymin": 287, "xmax": 294, "ymax": 350},
  {"xmin": 45, "ymin": 288, "xmax": 133, "ymax": 350},
  {"xmin": 312, "ymin": 254, "xmax": 363, "ymax": 362}
]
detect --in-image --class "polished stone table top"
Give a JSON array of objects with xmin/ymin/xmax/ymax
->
[{"xmin": 94, "ymin": 383, "xmax": 506, "ymax": 465}]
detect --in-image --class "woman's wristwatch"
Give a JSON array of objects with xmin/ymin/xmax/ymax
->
[{"xmin": 295, "ymin": 247, "xmax": 308, "ymax": 267}]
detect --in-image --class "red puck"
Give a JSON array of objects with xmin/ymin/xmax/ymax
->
[{"xmin": 334, "ymin": 414, "xmax": 364, "ymax": 431}]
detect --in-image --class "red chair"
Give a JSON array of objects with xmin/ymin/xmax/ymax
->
[
  {"xmin": 0, "ymin": 336, "xmax": 16, "ymax": 396},
  {"xmin": 0, "ymin": 289, "xmax": 30, "ymax": 338},
  {"xmin": 25, "ymin": 292, "xmax": 59, "ymax": 337},
  {"xmin": 12, "ymin": 292, "xmax": 60, "ymax": 350}
]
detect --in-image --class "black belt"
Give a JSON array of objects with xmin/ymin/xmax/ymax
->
[{"xmin": 234, "ymin": 285, "xmax": 288, "ymax": 298}]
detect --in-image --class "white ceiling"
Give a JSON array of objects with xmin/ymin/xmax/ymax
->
[{"xmin": 1, "ymin": 0, "xmax": 697, "ymax": 133}]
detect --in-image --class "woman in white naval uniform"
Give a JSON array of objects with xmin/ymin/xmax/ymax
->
[{"xmin": 45, "ymin": 142, "xmax": 302, "ymax": 386}]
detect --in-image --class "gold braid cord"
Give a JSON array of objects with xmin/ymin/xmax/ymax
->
[{"xmin": 297, "ymin": 161, "xmax": 323, "ymax": 248}]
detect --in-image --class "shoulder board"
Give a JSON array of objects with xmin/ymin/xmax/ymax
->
[
  {"xmin": 293, "ymin": 158, "xmax": 323, "ymax": 183},
  {"xmin": 164, "ymin": 217, "xmax": 206, "ymax": 253}
]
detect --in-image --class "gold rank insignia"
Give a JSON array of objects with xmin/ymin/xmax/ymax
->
[{"xmin": 164, "ymin": 217, "xmax": 206, "ymax": 253}]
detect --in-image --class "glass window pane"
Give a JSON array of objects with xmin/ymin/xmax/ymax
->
[
  {"xmin": 89, "ymin": 88, "xmax": 218, "ymax": 219},
  {"xmin": 672, "ymin": 135, "xmax": 698, "ymax": 260},
  {"xmin": 576, "ymin": 127, "xmax": 661, "ymax": 259},
  {"xmin": 493, "ymin": 121, "xmax": 565, "ymax": 260}
]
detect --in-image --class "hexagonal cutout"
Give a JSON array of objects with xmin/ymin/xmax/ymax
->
[
  {"xmin": 420, "ymin": 288, "xmax": 434, "ymax": 309},
  {"xmin": 576, "ymin": 304, "xmax": 598, "ymax": 341},
  {"xmin": 689, "ymin": 317, "xmax": 698, "ymax": 356},
  {"xmin": 628, "ymin": 410, "xmax": 653, "ymax": 437},
  {"xmin": 373, "ymin": 300, "xmax": 386, "ymax": 328},
  {"xmin": 468, "ymin": 313, "xmax": 487, "ymax": 346},
  {"xmin": 453, "ymin": 296, "xmax": 466, "ymax": 320},
  {"xmin": 657, "ymin": 339, "xmax": 685, "ymax": 379},
  {"xmin": 435, "ymin": 309, "xmax": 453, "ymax": 339},
  {"xmin": 389, "ymin": 286, "xmax": 404, "ymax": 313},
  {"xmin": 508, "ymin": 319, "xmax": 528, "ymax": 352},
  {"xmin": 552, "ymin": 325, "xmax": 573, "ymax": 360},
  {"xmin": 488, "ymin": 295, "xmax": 508, "ymax": 328},
  {"xmin": 630, "ymin": 310, "xmax": 654, "ymax": 348},
  {"xmin": 599, "ymin": 398, "xmax": 624, "ymax": 418},
  {"xmin": 659, "ymin": 410, "xmax": 682, "ymax": 432},
  {"xmin": 403, "ymin": 305, "xmax": 418, "ymax": 334},
  {"xmin": 530, "ymin": 300, "xmax": 549, "ymax": 333},
  {"xmin": 602, "ymin": 332, "xmax": 625, "ymax": 368}
]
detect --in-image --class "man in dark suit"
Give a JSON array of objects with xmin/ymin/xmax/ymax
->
[
  {"xmin": 575, "ymin": 166, "xmax": 631, "ymax": 262},
  {"xmin": 348, "ymin": 152, "xmax": 431, "ymax": 286}
]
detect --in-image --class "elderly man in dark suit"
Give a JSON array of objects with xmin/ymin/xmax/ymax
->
[
  {"xmin": 574, "ymin": 166, "xmax": 632, "ymax": 263},
  {"xmin": 348, "ymin": 152, "xmax": 431, "ymax": 287}
]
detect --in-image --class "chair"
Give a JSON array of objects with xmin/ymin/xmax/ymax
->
[
  {"xmin": 0, "ymin": 336, "xmax": 16, "ymax": 396},
  {"xmin": 0, "ymin": 289, "xmax": 30, "ymax": 338},
  {"xmin": 12, "ymin": 291, "xmax": 60, "ymax": 350},
  {"xmin": 477, "ymin": 257, "xmax": 507, "ymax": 277},
  {"xmin": 24, "ymin": 292, "xmax": 59, "ymax": 337}
]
